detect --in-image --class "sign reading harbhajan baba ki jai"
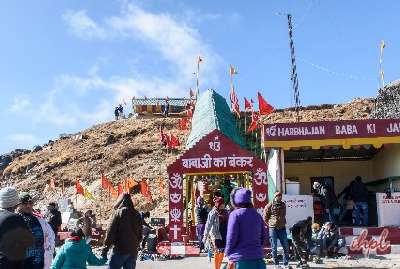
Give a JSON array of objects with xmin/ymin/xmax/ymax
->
[{"xmin": 263, "ymin": 119, "xmax": 400, "ymax": 141}]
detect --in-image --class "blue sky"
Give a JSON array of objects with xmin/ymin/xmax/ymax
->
[{"xmin": 1, "ymin": 0, "xmax": 400, "ymax": 154}]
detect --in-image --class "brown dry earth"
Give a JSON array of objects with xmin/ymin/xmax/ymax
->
[{"xmin": 1, "ymin": 117, "xmax": 188, "ymax": 224}]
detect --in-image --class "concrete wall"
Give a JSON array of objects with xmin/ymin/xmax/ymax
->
[
  {"xmin": 372, "ymin": 144, "xmax": 400, "ymax": 180},
  {"xmin": 285, "ymin": 160, "xmax": 373, "ymax": 195},
  {"xmin": 285, "ymin": 145, "xmax": 400, "ymax": 195}
]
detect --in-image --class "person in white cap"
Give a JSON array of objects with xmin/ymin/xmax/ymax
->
[{"xmin": 0, "ymin": 186, "xmax": 34, "ymax": 269}]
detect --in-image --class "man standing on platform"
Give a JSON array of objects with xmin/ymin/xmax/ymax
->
[
  {"xmin": 264, "ymin": 192, "xmax": 290, "ymax": 267},
  {"xmin": 350, "ymin": 176, "xmax": 369, "ymax": 226}
]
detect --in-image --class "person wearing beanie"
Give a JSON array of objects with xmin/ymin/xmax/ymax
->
[
  {"xmin": 203, "ymin": 196, "xmax": 229, "ymax": 269},
  {"xmin": 225, "ymin": 188, "xmax": 267, "ymax": 269},
  {"xmin": 0, "ymin": 187, "xmax": 34, "ymax": 269},
  {"xmin": 17, "ymin": 192, "xmax": 55, "ymax": 269},
  {"xmin": 264, "ymin": 191, "xmax": 290, "ymax": 267},
  {"xmin": 50, "ymin": 227, "xmax": 106, "ymax": 269}
]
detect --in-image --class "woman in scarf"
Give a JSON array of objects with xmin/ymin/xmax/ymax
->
[{"xmin": 203, "ymin": 196, "xmax": 229, "ymax": 269}]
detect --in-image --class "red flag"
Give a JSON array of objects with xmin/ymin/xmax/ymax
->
[
  {"xmin": 159, "ymin": 125, "xmax": 166, "ymax": 145},
  {"xmin": 179, "ymin": 118, "xmax": 189, "ymax": 130},
  {"xmin": 75, "ymin": 179, "xmax": 84, "ymax": 195},
  {"xmin": 244, "ymin": 98, "xmax": 254, "ymax": 113},
  {"xmin": 167, "ymin": 134, "xmax": 180, "ymax": 149},
  {"xmin": 118, "ymin": 183, "xmax": 123, "ymax": 195},
  {"xmin": 230, "ymin": 86, "xmax": 240, "ymax": 117},
  {"xmin": 101, "ymin": 173, "xmax": 110, "ymax": 190},
  {"xmin": 247, "ymin": 112, "xmax": 260, "ymax": 133},
  {"xmin": 258, "ymin": 92, "xmax": 274, "ymax": 115}
]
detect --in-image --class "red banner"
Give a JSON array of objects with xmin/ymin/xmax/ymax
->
[{"xmin": 263, "ymin": 119, "xmax": 400, "ymax": 141}]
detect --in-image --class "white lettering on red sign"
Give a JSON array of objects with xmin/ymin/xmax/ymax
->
[
  {"xmin": 169, "ymin": 173, "xmax": 183, "ymax": 189},
  {"xmin": 335, "ymin": 124, "xmax": 358, "ymax": 135},
  {"xmin": 181, "ymin": 154, "xmax": 253, "ymax": 169},
  {"xmin": 387, "ymin": 122, "xmax": 400, "ymax": 133},
  {"xmin": 265, "ymin": 125, "xmax": 325, "ymax": 137},
  {"xmin": 350, "ymin": 228, "xmax": 391, "ymax": 255},
  {"xmin": 170, "ymin": 208, "xmax": 182, "ymax": 222}
]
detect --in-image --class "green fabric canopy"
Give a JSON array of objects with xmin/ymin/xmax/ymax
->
[{"xmin": 185, "ymin": 89, "xmax": 245, "ymax": 149}]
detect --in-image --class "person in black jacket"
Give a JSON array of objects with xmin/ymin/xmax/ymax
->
[
  {"xmin": 0, "ymin": 187, "xmax": 34, "ymax": 269},
  {"xmin": 45, "ymin": 202, "xmax": 62, "ymax": 235},
  {"xmin": 313, "ymin": 182, "xmax": 339, "ymax": 223},
  {"xmin": 290, "ymin": 217, "xmax": 312, "ymax": 268},
  {"xmin": 195, "ymin": 196, "xmax": 209, "ymax": 251},
  {"xmin": 350, "ymin": 176, "xmax": 369, "ymax": 226}
]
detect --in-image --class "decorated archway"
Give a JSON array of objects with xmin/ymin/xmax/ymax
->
[{"xmin": 167, "ymin": 129, "xmax": 268, "ymax": 242}]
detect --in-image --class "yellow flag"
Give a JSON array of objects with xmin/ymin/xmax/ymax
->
[{"xmin": 84, "ymin": 189, "xmax": 95, "ymax": 201}]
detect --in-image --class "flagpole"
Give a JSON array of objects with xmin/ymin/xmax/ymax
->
[
  {"xmin": 379, "ymin": 40, "xmax": 385, "ymax": 89},
  {"xmin": 196, "ymin": 57, "xmax": 201, "ymax": 97}
]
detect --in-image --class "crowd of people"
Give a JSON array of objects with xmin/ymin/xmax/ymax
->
[
  {"xmin": 313, "ymin": 176, "xmax": 369, "ymax": 226},
  {"xmin": 0, "ymin": 187, "xmax": 145, "ymax": 269},
  {"xmin": 0, "ymin": 176, "xmax": 370, "ymax": 269},
  {"xmin": 195, "ymin": 178, "xmax": 365, "ymax": 269}
]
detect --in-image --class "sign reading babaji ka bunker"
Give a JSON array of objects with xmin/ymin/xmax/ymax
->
[{"xmin": 263, "ymin": 119, "xmax": 400, "ymax": 149}]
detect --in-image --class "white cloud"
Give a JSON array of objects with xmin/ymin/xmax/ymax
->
[
  {"xmin": 11, "ymin": 3, "xmax": 223, "ymax": 130},
  {"xmin": 10, "ymin": 96, "xmax": 31, "ymax": 112},
  {"xmin": 62, "ymin": 10, "xmax": 107, "ymax": 40}
]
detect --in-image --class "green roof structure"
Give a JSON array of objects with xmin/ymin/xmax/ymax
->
[{"xmin": 185, "ymin": 89, "xmax": 245, "ymax": 149}]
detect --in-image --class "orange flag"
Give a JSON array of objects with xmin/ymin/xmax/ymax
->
[
  {"xmin": 75, "ymin": 179, "xmax": 85, "ymax": 195},
  {"xmin": 126, "ymin": 178, "xmax": 137, "ymax": 192},
  {"xmin": 158, "ymin": 178, "xmax": 165, "ymax": 194},
  {"xmin": 109, "ymin": 185, "xmax": 118, "ymax": 198},
  {"xmin": 139, "ymin": 179, "xmax": 153, "ymax": 202}
]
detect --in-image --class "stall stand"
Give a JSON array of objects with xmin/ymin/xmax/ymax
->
[{"xmin": 262, "ymin": 118, "xmax": 400, "ymax": 254}]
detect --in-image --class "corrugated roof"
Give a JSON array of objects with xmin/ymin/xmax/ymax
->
[{"xmin": 185, "ymin": 89, "xmax": 245, "ymax": 149}]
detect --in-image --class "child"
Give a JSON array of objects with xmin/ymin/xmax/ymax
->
[{"xmin": 50, "ymin": 228, "xmax": 107, "ymax": 269}]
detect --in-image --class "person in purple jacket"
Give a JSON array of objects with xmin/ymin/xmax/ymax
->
[{"xmin": 224, "ymin": 188, "xmax": 267, "ymax": 269}]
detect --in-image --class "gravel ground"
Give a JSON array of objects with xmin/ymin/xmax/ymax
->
[{"xmin": 88, "ymin": 255, "xmax": 400, "ymax": 269}]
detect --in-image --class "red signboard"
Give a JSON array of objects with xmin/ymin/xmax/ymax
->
[
  {"xmin": 263, "ymin": 119, "xmax": 400, "ymax": 141},
  {"xmin": 167, "ymin": 129, "xmax": 268, "ymax": 242}
]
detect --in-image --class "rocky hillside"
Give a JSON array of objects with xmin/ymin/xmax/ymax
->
[
  {"xmin": 262, "ymin": 98, "xmax": 374, "ymax": 123},
  {"xmin": 0, "ymin": 117, "xmax": 188, "ymax": 224}
]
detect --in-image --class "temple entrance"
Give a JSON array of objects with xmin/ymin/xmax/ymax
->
[{"xmin": 167, "ymin": 129, "xmax": 268, "ymax": 242}]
